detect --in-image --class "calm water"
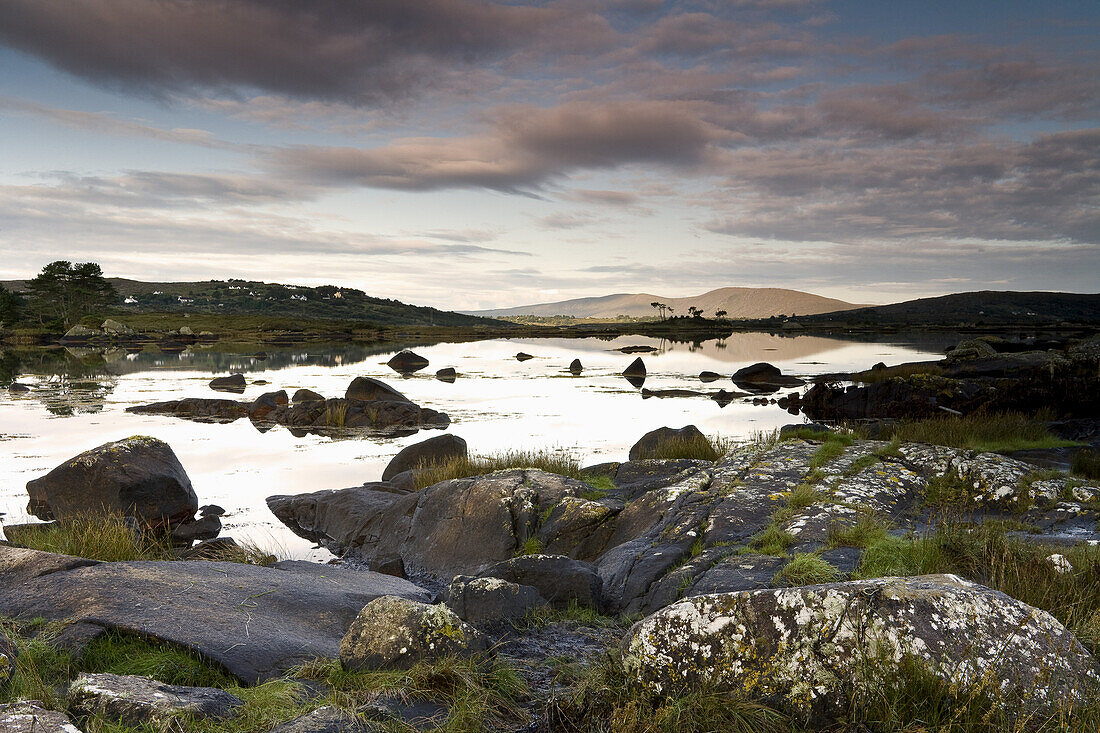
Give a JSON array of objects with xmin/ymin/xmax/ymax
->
[{"xmin": 0, "ymin": 333, "xmax": 950, "ymax": 558}]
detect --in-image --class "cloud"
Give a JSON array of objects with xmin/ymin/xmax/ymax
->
[
  {"xmin": 269, "ymin": 101, "xmax": 722, "ymax": 191},
  {"xmin": 0, "ymin": 0, "xmax": 614, "ymax": 104}
]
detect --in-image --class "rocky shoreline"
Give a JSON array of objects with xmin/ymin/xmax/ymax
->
[{"xmin": 3, "ymin": 339, "xmax": 1100, "ymax": 731}]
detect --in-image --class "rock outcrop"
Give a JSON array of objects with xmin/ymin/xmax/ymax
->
[
  {"xmin": 622, "ymin": 575, "xmax": 1100, "ymax": 725},
  {"xmin": 0, "ymin": 701, "xmax": 84, "ymax": 732},
  {"xmin": 69, "ymin": 673, "xmax": 242, "ymax": 727}
]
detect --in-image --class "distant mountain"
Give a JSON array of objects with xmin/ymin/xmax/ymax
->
[
  {"xmin": 468, "ymin": 287, "xmax": 864, "ymax": 319},
  {"xmin": 2, "ymin": 277, "xmax": 504, "ymax": 328},
  {"xmin": 802, "ymin": 291, "xmax": 1100, "ymax": 326}
]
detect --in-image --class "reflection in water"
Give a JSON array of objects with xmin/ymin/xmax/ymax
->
[{"xmin": 1, "ymin": 332, "xmax": 949, "ymax": 558}]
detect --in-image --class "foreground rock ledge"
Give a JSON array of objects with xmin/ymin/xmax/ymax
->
[{"xmin": 622, "ymin": 574, "xmax": 1100, "ymax": 725}]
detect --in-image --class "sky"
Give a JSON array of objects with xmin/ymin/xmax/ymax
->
[{"xmin": 0, "ymin": 0, "xmax": 1097, "ymax": 311}]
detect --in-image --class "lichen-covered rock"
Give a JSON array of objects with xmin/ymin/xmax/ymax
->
[
  {"xmin": 0, "ymin": 701, "xmax": 83, "ymax": 732},
  {"xmin": 622, "ymin": 575, "xmax": 1100, "ymax": 725},
  {"xmin": 25, "ymin": 436, "xmax": 198, "ymax": 530},
  {"xmin": 340, "ymin": 596, "xmax": 487, "ymax": 671},
  {"xmin": 101, "ymin": 319, "xmax": 135, "ymax": 337},
  {"xmin": 68, "ymin": 673, "xmax": 242, "ymax": 726},
  {"xmin": 61, "ymin": 324, "xmax": 99, "ymax": 341},
  {"xmin": 445, "ymin": 575, "xmax": 545, "ymax": 624}
]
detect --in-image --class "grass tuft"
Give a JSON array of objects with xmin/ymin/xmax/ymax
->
[
  {"xmin": 774, "ymin": 554, "xmax": 839, "ymax": 586},
  {"xmin": 750, "ymin": 523, "xmax": 796, "ymax": 557},
  {"xmin": 882, "ymin": 412, "xmax": 1078, "ymax": 453},
  {"xmin": 1072, "ymin": 449, "xmax": 1100, "ymax": 480},
  {"xmin": 808, "ymin": 433, "xmax": 856, "ymax": 470},
  {"xmin": 634, "ymin": 434, "xmax": 732, "ymax": 462},
  {"xmin": 827, "ymin": 511, "xmax": 891, "ymax": 549},
  {"xmin": 414, "ymin": 449, "xmax": 585, "ymax": 490}
]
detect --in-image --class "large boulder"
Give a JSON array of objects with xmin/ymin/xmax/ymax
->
[
  {"xmin": 731, "ymin": 362, "xmax": 804, "ymax": 391},
  {"xmin": 386, "ymin": 351, "xmax": 429, "ymax": 374},
  {"xmin": 622, "ymin": 575, "xmax": 1100, "ymax": 725},
  {"xmin": 0, "ymin": 545, "xmax": 431, "ymax": 683},
  {"xmin": 125, "ymin": 398, "xmax": 248, "ymax": 423},
  {"xmin": 382, "ymin": 434, "xmax": 467, "ymax": 481},
  {"xmin": 345, "ymin": 376, "xmax": 411, "ymax": 403},
  {"xmin": 101, "ymin": 319, "xmax": 135, "ymax": 337},
  {"xmin": 477, "ymin": 555, "xmax": 603, "ymax": 610},
  {"xmin": 292, "ymin": 388, "xmax": 325, "ymax": 403},
  {"xmin": 68, "ymin": 673, "xmax": 242, "ymax": 727},
  {"xmin": 209, "ymin": 373, "xmax": 246, "ymax": 392},
  {"xmin": 249, "ymin": 390, "xmax": 288, "ymax": 421},
  {"xmin": 60, "ymin": 324, "xmax": 99, "ymax": 342},
  {"xmin": 25, "ymin": 437, "xmax": 198, "ymax": 530},
  {"xmin": 340, "ymin": 596, "xmax": 487, "ymax": 671},
  {"xmin": 0, "ymin": 701, "xmax": 83, "ymax": 732},
  {"xmin": 622, "ymin": 357, "xmax": 646, "ymax": 377},
  {"xmin": 444, "ymin": 575, "xmax": 545, "ymax": 624},
  {"xmin": 628, "ymin": 425, "xmax": 707, "ymax": 461}
]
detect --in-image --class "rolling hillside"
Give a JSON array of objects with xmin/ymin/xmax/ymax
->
[
  {"xmin": 2, "ymin": 277, "xmax": 504, "ymax": 328},
  {"xmin": 799, "ymin": 291, "xmax": 1100, "ymax": 326},
  {"xmin": 468, "ymin": 287, "xmax": 864, "ymax": 319}
]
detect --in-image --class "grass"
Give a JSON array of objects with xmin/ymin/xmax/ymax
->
[
  {"xmin": 750, "ymin": 523, "xmax": 797, "ymax": 557},
  {"xmin": 413, "ymin": 448, "xmax": 585, "ymax": 490},
  {"xmin": 851, "ymin": 362, "xmax": 944, "ymax": 383},
  {"xmin": 579, "ymin": 474, "xmax": 617, "ymax": 500},
  {"xmin": 808, "ymin": 433, "xmax": 855, "ymax": 470},
  {"xmin": 633, "ymin": 434, "xmax": 732, "ymax": 462},
  {"xmin": 880, "ymin": 412, "xmax": 1079, "ymax": 454},
  {"xmin": 515, "ymin": 536, "xmax": 545, "ymax": 556},
  {"xmin": 516, "ymin": 600, "xmax": 623, "ymax": 631},
  {"xmin": 826, "ymin": 511, "xmax": 891, "ymax": 549},
  {"xmin": 923, "ymin": 470, "xmax": 977, "ymax": 510},
  {"xmin": 844, "ymin": 453, "xmax": 881, "ymax": 476},
  {"xmin": 1073, "ymin": 449, "xmax": 1100, "ymax": 480},
  {"xmin": 773, "ymin": 554, "xmax": 839, "ymax": 586},
  {"xmin": 6, "ymin": 512, "xmax": 280, "ymax": 565}
]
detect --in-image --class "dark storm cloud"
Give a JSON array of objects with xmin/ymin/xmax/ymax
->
[
  {"xmin": 0, "ymin": 0, "xmax": 613, "ymax": 102},
  {"xmin": 269, "ymin": 101, "xmax": 721, "ymax": 191}
]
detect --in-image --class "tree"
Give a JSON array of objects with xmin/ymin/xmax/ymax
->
[
  {"xmin": 650, "ymin": 301, "xmax": 669, "ymax": 319},
  {"xmin": 26, "ymin": 261, "xmax": 117, "ymax": 327},
  {"xmin": 687, "ymin": 306, "xmax": 702, "ymax": 318},
  {"xmin": 0, "ymin": 283, "xmax": 21, "ymax": 325},
  {"xmin": 715, "ymin": 309, "xmax": 727, "ymax": 320}
]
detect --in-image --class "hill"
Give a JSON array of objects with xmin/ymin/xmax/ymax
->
[
  {"xmin": 467, "ymin": 287, "xmax": 863, "ymax": 319},
  {"xmin": 800, "ymin": 291, "xmax": 1100, "ymax": 327},
  {"xmin": 1, "ymin": 277, "xmax": 504, "ymax": 329}
]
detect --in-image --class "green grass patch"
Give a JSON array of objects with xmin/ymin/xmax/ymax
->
[
  {"xmin": 883, "ymin": 412, "xmax": 1079, "ymax": 453},
  {"xmin": 826, "ymin": 512, "xmax": 891, "ymax": 549},
  {"xmin": 634, "ymin": 434, "xmax": 732, "ymax": 462},
  {"xmin": 414, "ymin": 449, "xmax": 585, "ymax": 490},
  {"xmin": 808, "ymin": 433, "xmax": 855, "ymax": 470},
  {"xmin": 516, "ymin": 600, "xmax": 623, "ymax": 632},
  {"xmin": 750, "ymin": 523, "xmax": 796, "ymax": 557},
  {"xmin": 773, "ymin": 554, "xmax": 839, "ymax": 586},
  {"xmin": 77, "ymin": 630, "xmax": 235, "ymax": 688},
  {"xmin": 579, "ymin": 474, "xmax": 617, "ymax": 500},
  {"xmin": 844, "ymin": 453, "xmax": 881, "ymax": 477},
  {"xmin": 516, "ymin": 536, "xmax": 545, "ymax": 557},
  {"xmin": 923, "ymin": 470, "xmax": 977, "ymax": 510}
]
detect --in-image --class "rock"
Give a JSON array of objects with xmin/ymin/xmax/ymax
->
[
  {"xmin": 209, "ymin": 373, "xmax": 247, "ymax": 392},
  {"xmin": 622, "ymin": 575, "xmax": 1100, "ymax": 725},
  {"xmin": 168, "ymin": 513, "xmax": 221, "ymax": 543},
  {"xmin": 628, "ymin": 425, "xmax": 706, "ymax": 461},
  {"xmin": 178, "ymin": 537, "xmax": 239, "ymax": 560},
  {"xmin": 340, "ymin": 596, "xmax": 487, "ymax": 671},
  {"xmin": 435, "ymin": 367, "xmax": 457, "ymax": 382},
  {"xmin": 359, "ymin": 694, "xmax": 448, "ymax": 729},
  {"xmin": 871, "ymin": 361, "xmax": 887, "ymax": 371},
  {"xmin": 249, "ymin": 390, "xmax": 288, "ymax": 421},
  {"xmin": 622, "ymin": 357, "xmax": 646, "ymax": 377},
  {"xmin": 178, "ymin": 326, "xmax": 194, "ymax": 336},
  {"xmin": 711, "ymin": 389, "xmax": 736, "ymax": 407},
  {"xmin": 345, "ymin": 376, "xmax": 411, "ymax": 403},
  {"xmin": 0, "ymin": 701, "xmax": 83, "ymax": 732},
  {"xmin": 386, "ymin": 351, "xmax": 429, "ymax": 374},
  {"xmin": 270, "ymin": 705, "xmax": 371, "ymax": 733},
  {"xmin": 515, "ymin": 352, "xmax": 534, "ymax": 361},
  {"xmin": 8, "ymin": 382, "xmax": 30, "ymax": 393},
  {"xmin": 699, "ymin": 370, "xmax": 721, "ymax": 382},
  {"xmin": 477, "ymin": 555, "xmax": 603, "ymax": 610},
  {"xmin": 0, "ymin": 545, "xmax": 431, "ymax": 682},
  {"xmin": 569, "ymin": 359, "xmax": 583, "ymax": 374},
  {"xmin": 61, "ymin": 325, "xmax": 99, "ymax": 342},
  {"xmin": 68, "ymin": 673, "xmax": 242, "ymax": 727},
  {"xmin": 946, "ymin": 338, "xmax": 999, "ymax": 360},
  {"xmin": 293, "ymin": 388, "xmax": 326, "ymax": 403},
  {"xmin": 382, "ymin": 434, "xmax": 467, "ymax": 481},
  {"xmin": 271, "ymin": 469, "xmax": 588, "ymax": 578},
  {"xmin": 731, "ymin": 362, "xmax": 804, "ymax": 391},
  {"xmin": 101, "ymin": 319, "xmax": 135, "ymax": 336},
  {"xmin": 779, "ymin": 422, "xmax": 832, "ymax": 440},
  {"xmin": 25, "ymin": 436, "xmax": 198, "ymax": 531},
  {"xmin": 278, "ymin": 398, "xmax": 449, "ymax": 437},
  {"xmin": 618, "ymin": 345, "xmax": 656, "ymax": 354},
  {"xmin": 126, "ymin": 397, "xmax": 248, "ymax": 423},
  {"xmin": 444, "ymin": 575, "xmax": 545, "ymax": 624},
  {"xmin": 0, "ymin": 627, "xmax": 16, "ymax": 683}
]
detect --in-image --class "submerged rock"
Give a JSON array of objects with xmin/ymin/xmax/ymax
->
[
  {"xmin": 386, "ymin": 351, "xmax": 429, "ymax": 374},
  {"xmin": 69, "ymin": 673, "xmax": 242, "ymax": 727},
  {"xmin": 340, "ymin": 596, "xmax": 486, "ymax": 671},
  {"xmin": 25, "ymin": 436, "xmax": 198, "ymax": 531},
  {"xmin": 622, "ymin": 357, "xmax": 646, "ymax": 377},
  {"xmin": 209, "ymin": 373, "xmax": 246, "ymax": 393},
  {"xmin": 622, "ymin": 575, "xmax": 1100, "ymax": 725}
]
